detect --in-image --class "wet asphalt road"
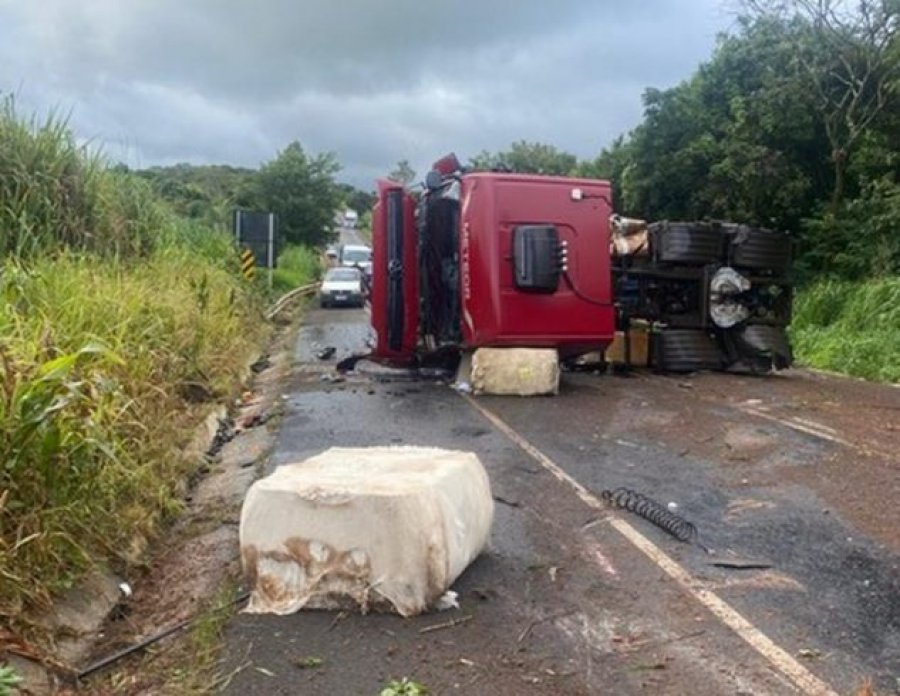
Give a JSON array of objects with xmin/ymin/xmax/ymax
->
[{"xmin": 222, "ymin": 241, "xmax": 899, "ymax": 693}]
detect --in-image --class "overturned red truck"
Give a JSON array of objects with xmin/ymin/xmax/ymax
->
[{"xmin": 369, "ymin": 153, "xmax": 792, "ymax": 374}]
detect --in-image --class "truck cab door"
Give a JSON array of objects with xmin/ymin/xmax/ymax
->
[{"xmin": 371, "ymin": 180, "xmax": 418, "ymax": 364}]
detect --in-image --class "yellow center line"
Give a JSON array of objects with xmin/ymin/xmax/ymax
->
[{"xmin": 463, "ymin": 394, "xmax": 838, "ymax": 696}]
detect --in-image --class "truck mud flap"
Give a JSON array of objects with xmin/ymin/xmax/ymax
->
[
  {"xmin": 650, "ymin": 222, "xmax": 726, "ymax": 265},
  {"xmin": 725, "ymin": 324, "xmax": 792, "ymax": 373},
  {"xmin": 728, "ymin": 227, "xmax": 791, "ymax": 273},
  {"xmin": 653, "ymin": 329, "xmax": 725, "ymax": 372},
  {"xmin": 386, "ymin": 190, "xmax": 404, "ymax": 351}
]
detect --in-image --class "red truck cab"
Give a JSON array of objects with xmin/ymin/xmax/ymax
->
[{"xmin": 370, "ymin": 157, "xmax": 615, "ymax": 365}]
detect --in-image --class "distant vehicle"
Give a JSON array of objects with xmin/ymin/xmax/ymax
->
[
  {"xmin": 325, "ymin": 245, "xmax": 339, "ymax": 260},
  {"xmin": 319, "ymin": 267, "xmax": 364, "ymax": 308},
  {"xmin": 340, "ymin": 244, "xmax": 372, "ymax": 276},
  {"xmin": 343, "ymin": 210, "xmax": 359, "ymax": 228}
]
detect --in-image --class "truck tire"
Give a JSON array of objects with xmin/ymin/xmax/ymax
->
[
  {"xmin": 653, "ymin": 329, "xmax": 726, "ymax": 372},
  {"xmin": 651, "ymin": 222, "xmax": 726, "ymax": 265},
  {"xmin": 728, "ymin": 226, "xmax": 791, "ymax": 273},
  {"xmin": 725, "ymin": 324, "xmax": 792, "ymax": 373}
]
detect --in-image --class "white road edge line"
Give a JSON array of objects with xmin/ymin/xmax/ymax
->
[
  {"xmin": 463, "ymin": 394, "xmax": 838, "ymax": 696},
  {"xmin": 741, "ymin": 406, "xmax": 854, "ymax": 448}
]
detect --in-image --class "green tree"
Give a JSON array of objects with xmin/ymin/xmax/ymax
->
[
  {"xmin": 614, "ymin": 16, "xmax": 829, "ymax": 232},
  {"xmin": 338, "ymin": 183, "xmax": 376, "ymax": 215},
  {"xmin": 254, "ymin": 141, "xmax": 342, "ymax": 248},
  {"xmin": 742, "ymin": 0, "xmax": 900, "ymax": 208},
  {"xmin": 388, "ymin": 160, "xmax": 416, "ymax": 185},
  {"xmin": 469, "ymin": 141, "xmax": 577, "ymax": 176},
  {"xmin": 575, "ymin": 136, "xmax": 634, "ymax": 213}
]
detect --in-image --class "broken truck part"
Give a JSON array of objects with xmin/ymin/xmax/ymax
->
[
  {"xmin": 367, "ymin": 153, "xmax": 793, "ymax": 376},
  {"xmin": 239, "ymin": 446, "xmax": 493, "ymax": 617}
]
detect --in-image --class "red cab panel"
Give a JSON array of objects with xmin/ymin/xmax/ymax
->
[
  {"xmin": 459, "ymin": 173, "xmax": 614, "ymax": 357},
  {"xmin": 371, "ymin": 180, "xmax": 418, "ymax": 364}
]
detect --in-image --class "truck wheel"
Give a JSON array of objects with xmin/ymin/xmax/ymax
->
[
  {"xmin": 724, "ymin": 324, "xmax": 792, "ymax": 373},
  {"xmin": 728, "ymin": 227, "xmax": 791, "ymax": 273},
  {"xmin": 651, "ymin": 222, "xmax": 726, "ymax": 265},
  {"xmin": 654, "ymin": 329, "xmax": 726, "ymax": 372}
]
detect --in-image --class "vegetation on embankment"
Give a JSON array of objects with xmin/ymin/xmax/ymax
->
[
  {"xmin": 0, "ymin": 97, "xmax": 322, "ymax": 621},
  {"xmin": 273, "ymin": 244, "xmax": 323, "ymax": 293},
  {"xmin": 791, "ymin": 278, "xmax": 900, "ymax": 383}
]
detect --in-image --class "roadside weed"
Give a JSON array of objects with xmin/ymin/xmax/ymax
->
[{"xmin": 380, "ymin": 677, "xmax": 429, "ymax": 696}]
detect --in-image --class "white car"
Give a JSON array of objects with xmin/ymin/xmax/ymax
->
[
  {"xmin": 319, "ymin": 267, "xmax": 364, "ymax": 308},
  {"xmin": 340, "ymin": 244, "xmax": 372, "ymax": 276}
]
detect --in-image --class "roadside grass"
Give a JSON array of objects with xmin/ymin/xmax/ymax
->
[
  {"xmin": 0, "ymin": 96, "xmax": 269, "ymax": 623},
  {"xmin": 162, "ymin": 583, "xmax": 246, "ymax": 694},
  {"xmin": 0, "ymin": 248, "xmax": 264, "ymax": 618},
  {"xmin": 790, "ymin": 277, "xmax": 900, "ymax": 383},
  {"xmin": 272, "ymin": 244, "xmax": 322, "ymax": 293},
  {"xmin": 0, "ymin": 95, "xmax": 166, "ymax": 259}
]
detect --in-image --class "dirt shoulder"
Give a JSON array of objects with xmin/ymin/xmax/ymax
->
[{"xmin": 69, "ymin": 304, "xmax": 307, "ymax": 695}]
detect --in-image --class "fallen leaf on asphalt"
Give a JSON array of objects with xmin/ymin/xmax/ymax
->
[{"xmin": 294, "ymin": 656, "xmax": 324, "ymax": 669}]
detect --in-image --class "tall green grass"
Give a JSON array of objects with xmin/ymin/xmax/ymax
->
[
  {"xmin": 272, "ymin": 244, "xmax": 322, "ymax": 293},
  {"xmin": 0, "ymin": 98, "xmax": 267, "ymax": 618},
  {"xmin": 0, "ymin": 96, "xmax": 166, "ymax": 258},
  {"xmin": 791, "ymin": 278, "xmax": 900, "ymax": 382},
  {"xmin": 0, "ymin": 250, "xmax": 264, "ymax": 615}
]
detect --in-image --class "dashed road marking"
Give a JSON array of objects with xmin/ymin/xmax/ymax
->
[{"xmin": 463, "ymin": 394, "xmax": 839, "ymax": 696}]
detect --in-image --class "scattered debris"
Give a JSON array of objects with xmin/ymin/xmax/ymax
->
[
  {"xmin": 117, "ymin": 582, "xmax": 132, "ymax": 599},
  {"xmin": 492, "ymin": 494, "xmax": 521, "ymax": 508},
  {"xmin": 316, "ymin": 346, "xmax": 336, "ymax": 360},
  {"xmin": 709, "ymin": 558, "xmax": 773, "ymax": 571},
  {"xmin": 434, "ymin": 591, "xmax": 459, "ymax": 612},
  {"xmin": 797, "ymin": 648, "xmax": 824, "ymax": 660},
  {"xmin": 237, "ymin": 411, "xmax": 270, "ymax": 430},
  {"xmin": 326, "ymin": 611, "xmax": 348, "ymax": 632},
  {"xmin": 206, "ymin": 418, "xmax": 236, "ymax": 458},
  {"xmin": 254, "ymin": 666, "xmax": 276, "ymax": 677},
  {"xmin": 601, "ymin": 487, "xmax": 701, "ymax": 546},
  {"xmin": 249, "ymin": 356, "xmax": 272, "ymax": 373},
  {"xmin": 293, "ymin": 656, "xmax": 324, "ymax": 670},
  {"xmin": 418, "ymin": 615, "xmax": 472, "ymax": 634},
  {"xmin": 319, "ymin": 373, "xmax": 346, "ymax": 384},
  {"xmin": 75, "ymin": 591, "xmax": 250, "ymax": 680},
  {"xmin": 380, "ymin": 677, "xmax": 429, "ymax": 696}
]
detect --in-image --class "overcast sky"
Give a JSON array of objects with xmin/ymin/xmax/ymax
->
[{"xmin": 0, "ymin": 1, "xmax": 734, "ymax": 188}]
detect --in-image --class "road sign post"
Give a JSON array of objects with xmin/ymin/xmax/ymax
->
[{"xmin": 233, "ymin": 211, "xmax": 277, "ymax": 284}]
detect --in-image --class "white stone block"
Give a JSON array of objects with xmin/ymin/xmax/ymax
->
[
  {"xmin": 471, "ymin": 347, "xmax": 560, "ymax": 396},
  {"xmin": 240, "ymin": 447, "xmax": 493, "ymax": 616}
]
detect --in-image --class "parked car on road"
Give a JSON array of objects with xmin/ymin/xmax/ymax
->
[
  {"xmin": 340, "ymin": 244, "xmax": 372, "ymax": 276},
  {"xmin": 319, "ymin": 267, "xmax": 364, "ymax": 308}
]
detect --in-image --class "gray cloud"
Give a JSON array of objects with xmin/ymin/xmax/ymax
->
[{"xmin": 0, "ymin": 0, "xmax": 733, "ymax": 188}]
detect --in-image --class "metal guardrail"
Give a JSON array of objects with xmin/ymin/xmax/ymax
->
[{"xmin": 265, "ymin": 282, "xmax": 321, "ymax": 321}]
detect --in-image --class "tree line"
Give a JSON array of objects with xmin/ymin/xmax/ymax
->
[
  {"xmin": 135, "ymin": 143, "xmax": 356, "ymax": 249},
  {"xmin": 139, "ymin": 1, "xmax": 897, "ymax": 284},
  {"xmin": 472, "ymin": 1, "xmax": 899, "ymax": 283}
]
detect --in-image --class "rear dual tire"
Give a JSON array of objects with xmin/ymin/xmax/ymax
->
[{"xmin": 653, "ymin": 325, "xmax": 792, "ymax": 374}]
